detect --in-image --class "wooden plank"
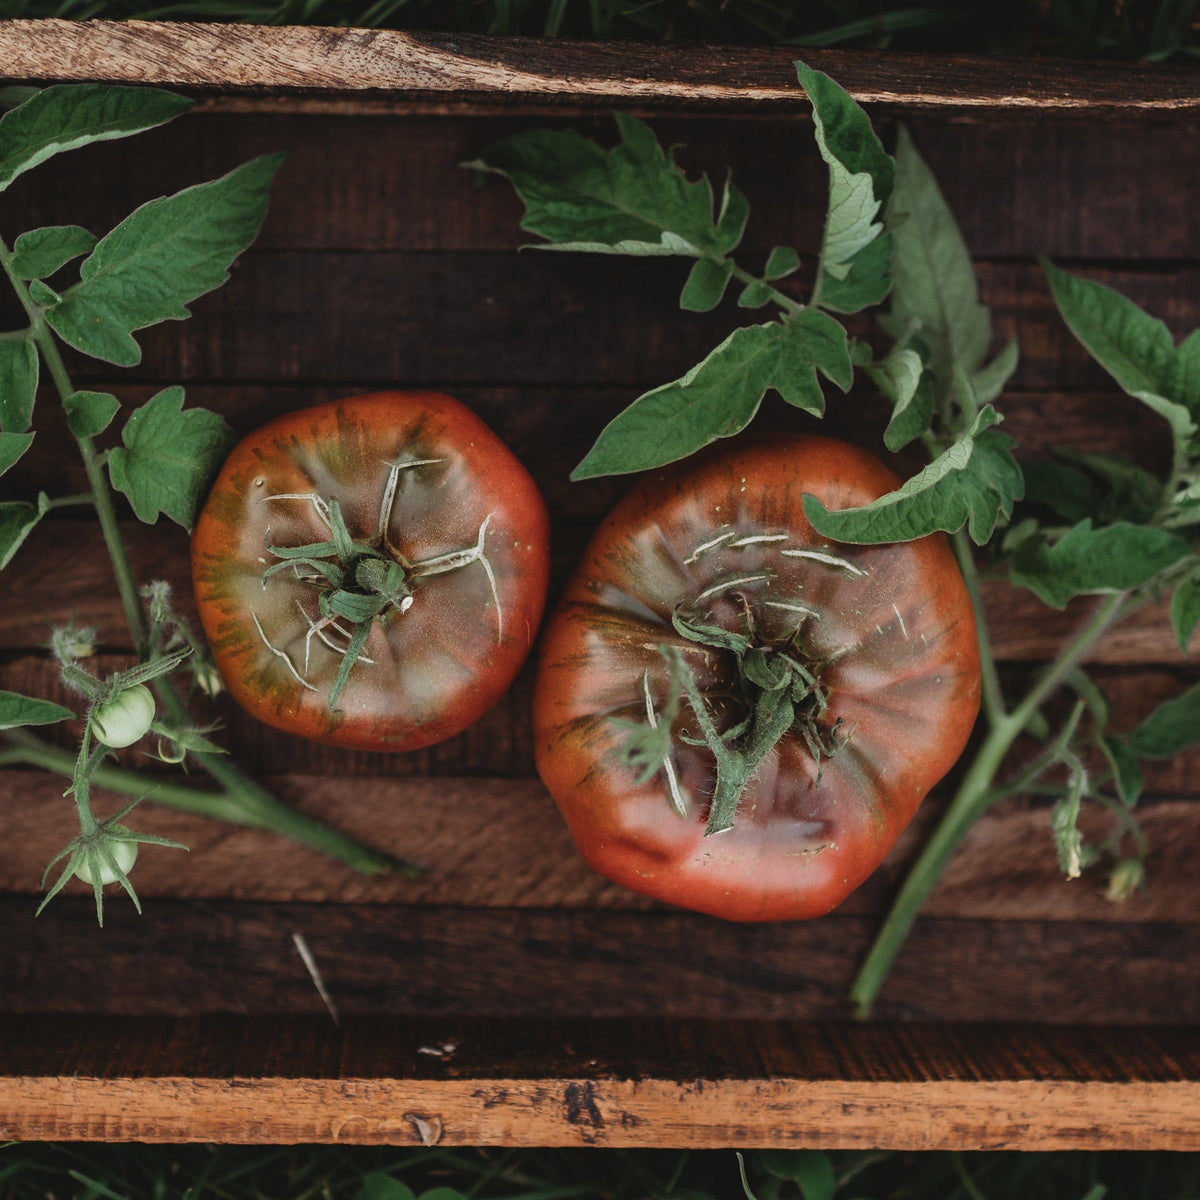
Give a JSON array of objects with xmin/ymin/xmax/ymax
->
[
  {"xmin": 0, "ymin": 386, "xmax": 1174, "ymax": 521},
  {"xmin": 5, "ymin": 114, "xmax": 1197, "ymax": 260},
  {"xmin": 0, "ymin": 766, "xmax": 1193, "ymax": 919},
  {"xmin": 1, "ymin": 22, "xmax": 1199, "ymax": 117},
  {"xmin": 3, "ymin": 1017, "xmax": 1200, "ymax": 1148},
  {"xmin": 3, "ymin": 899, "xmax": 1199, "ymax": 1024},
  {"xmin": 1, "ymin": 520, "xmax": 1196, "ymax": 663},
  {"xmin": 44, "ymin": 256, "xmax": 1194, "ymax": 392}
]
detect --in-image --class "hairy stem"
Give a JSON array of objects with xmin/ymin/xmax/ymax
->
[
  {"xmin": 848, "ymin": 589, "xmax": 1135, "ymax": 1018},
  {"xmin": 951, "ymin": 528, "xmax": 1006, "ymax": 726},
  {"xmin": 729, "ymin": 263, "xmax": 804, "ymax": 316},
  {"xmin": 1, "ymin": 729, "xmax": 418, "ymax": 876}
]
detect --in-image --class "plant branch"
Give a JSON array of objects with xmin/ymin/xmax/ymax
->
[
  {"xmin": 951, "ymin": 527, "xmax": 1006, "ymax": 726},
  {"xmin": 729, "ymin": 263, "xmax": 804, "ymax": 316},
  {"xmin": 848, "ymin": 588, "xmax": 1136, "ymax": 1018},
  {"xmin": 0, "ymin": 728, "xmax": 418, "ymax": 877}
]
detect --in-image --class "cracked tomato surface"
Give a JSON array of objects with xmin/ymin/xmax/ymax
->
[
  {"xmin": 532, "ymin": 434, "xmax": 981, "ymax": 921},
  {"xmin": 192, "ymin": 391, "xmax": 550, "ymax": 751}
]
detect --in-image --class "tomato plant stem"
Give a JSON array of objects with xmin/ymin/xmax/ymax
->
[
  {"xmin": 848, "ymin": 589, "xmax": 1134, "ymax": 1018},
  {"xmin": 0, "ymin": 729, "xmax": 419, "ymax": 876},
  {"xmin": 729, "ymin": 263, "xmax": 804, "ymax": 316},
  {"xmin": 951, "ymin": 528, "xmax": 1006, "ymax": 725}
]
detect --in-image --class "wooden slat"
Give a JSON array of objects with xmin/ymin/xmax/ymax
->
[
  {"xmin": 1, "ymin": 22, "xmax": 1199, "ymax": 117},
  {"xmin": 0, "ymin": 767, "xmax": 1192, "ymax": 919},
  {"xmin": 36, "ymin": 256, "xmax": 1193, "ymax": 393},
  {"xmin": 3, "ymin": 899, "xmax": 1199, "ymax": 1024},
  {"xmin": 5, "ymin": 114, "xmax": 1197, "ymax": 261},
  {"xmin": 3, "ymin": 1016, "xmax": 1200, "ymax": 1148},
  {"xmin": 1, "ymin": 520, "xmax": 1196, "ymax": 663}
]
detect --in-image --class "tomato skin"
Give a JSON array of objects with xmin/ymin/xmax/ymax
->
[
  {"xmin": 191, "ymin": 392, "xmax": 550, "ymax": 751},
  {"xmin": 533, "ymin": 435, "xmax": 981, "ymax": 922},
  {"xmin": 92, "ymin": 685, "xmax": 156, "ymax": 749}
]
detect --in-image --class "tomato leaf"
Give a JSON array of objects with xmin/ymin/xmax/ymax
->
[
  {"xmin": 0, "ymin": 689, "xmax": 74, "ymax": 730},
  {"xmin": 680, "ymin": 257, "xmax": 735, "ymax": 312},
  {"xmin": 0, "ymin": 336, "xmax": 38, "ymax": 432},
  {"xmin": 880, "ymin": 126, "xmax": 1009, "ymax": 407},
  {"xmin": 1043, "ymin": 259, "xmax": 1200, "ymax": 421},
  {"xmin": 9, "ymin": 224, "xmax": 97, "ymax": 279},
  {"xmin": 1129, "ymin": 682, "xmax": 1200, "ymax": 759},
  {"xmin": 1008, "ymin": 521, "xmax": 1193, "ymax": 610},
  {"xmin": 1170, "ymin": 572, "xmax": 1200, "ymax": 654},
  {"xmin": 64, "ymin": 390, "xmax": 121, "ymax": 439},
  {"xmin": 762, "ymin": 1151, "xmax": 838, "ymax": 1200},
  {"xmin": 1101, "ymin": 734, "xmax": 1143, "ymax": 807},
  {"xmin": 572, "ymin": 313, "xmax": 850, "ymax": 478},
  {"xmin": 108, "ymin": 387, "xmax": 233, "ymax": 530},
  {"xmin": 763, "ymin": 245, "xmax": 800, "ymax": 280},
  {"xmin": 0, "ymin": 84, "xmax": 191, "ymax": 192},
  {"xmin": 355, "ymin": 1172, "xmax": 418, "ymax": 1200},
  {"xmin": 1052, "ymin": 758, "xmax": 1086, "ymax": 879},
  {"xmin": 466, "ymin": 112, "xmax": 747, "ymax": 259},
  {"xmin": 803, "ymin": 407, "xmax": 1023, "ymax": 544},
  {"xmin": 0, "ymin": 432, "xmax": 34, "ymax": 478},
  {"xmin": 797, "ymin": 61, "xmax": 894, "ymax": 315},
  {"xmin": 0, "ymin": 493, "xmax": 49, "ymax": 569},
  {"xmin": 864, "ymin": 346, "xmax": 932, "ymax": 450},
  {"xmin": 44, "ymin": 153, "xmax": 284, "ymax": 366}
]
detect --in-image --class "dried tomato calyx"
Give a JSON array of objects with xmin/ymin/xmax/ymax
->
[
  {"xmin": 256, "ymin": 470, "xmax": 503, "ymax": 712},
  {"xmin": 667, "ymin": 602, "xmax": 840, "ymax": 836}
]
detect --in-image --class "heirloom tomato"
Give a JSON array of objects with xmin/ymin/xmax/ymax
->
[
  {"xmin": 192, "ymin": 391, "xmax": 550, "ymax": 751},
  {"xmin": 533, "ymin": 435, "xmax": 980, "ymax": 921}
]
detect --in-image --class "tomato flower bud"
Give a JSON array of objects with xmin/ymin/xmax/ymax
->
[
  {"xmin": 73, "ymin": 839, "xmax": 138, "ymax": 886},
  {"xmin": 92, "ymin": 684, "xmax": 156, "ymax": 748}
]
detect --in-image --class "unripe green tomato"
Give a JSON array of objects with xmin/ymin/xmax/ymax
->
[
  {"xmin": 74, "ymin": 840, "xmax": 138, "ymax": 886},
  {"xmin": 92, "ymin": 684, "xmax": 156, "ymax": 748}
]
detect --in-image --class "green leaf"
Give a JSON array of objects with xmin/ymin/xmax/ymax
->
[
  {"xmin": 1052, "ymin": 762, "xmax": 1086, "ymax": 879},
  {"xmin": 0, "ymin": 689, "xmax": 74, "ymax": 730},
  {"xmin": 1169, "ymin": 329, "xmax": 1200, "ymax": 412},
  {"xmin": 881, "ymin": 126, "xmax": 992, "ymax": 404},
  {"xmin": 107, "ymin": 387, "xmax": 232, "ymax": 530},
  {"xmin": 738, "ymin": 280, "xmax": 773, "ymax": 309},
  {"xmin": 45, "ymin": 153, "xmax": 284, "ymax": 366},
  {"xmin": 1130, "ymin": 682, "xmax": 1200, "ymax": 759},
  {"xmin": 0, "ymin": 493, "xmax": 49, "ymax": 569},
  {"xmin": 1021, "ymin": 452, "xmax": 1161, "ymax": 527},
  {"xmin": 64, "ymin": 390, "xmax": 121, "ymax": 439},
  {"xmin": 764, "ymin": 245, "xmax": 800, "ymax": 280},
  {"xmin": 0, "ymin": 432, "xmax": 34, "ymax": 477},
  {"xmin": 1101, "ymin": 734, "xmax": 1143, "ymax": 807},
  {"xmin": 865, "ymin": 346, "xmax": 932, "ymax": 450},
  {"xmin": 775, "ymin": 308, "xmax": 853, "ymax": 415},
  {"xmin": 1008, "ymin": 521, "xmax": 1193, "ymax": 609},
  {"xmin": 972, "ymin": 337, "xmax": 1019, "ymax": 404},
  {"xmin": 571, "ymin": 323, "xmax": 783, "ymax": 479},
  {"xmin": 762, "ymin": 1151, "xmax": 837, "ymax": 1200},
  {"xmin": 803, "ymin": 408, "xmax": 1023, "ymax": 545},
  {"xmin": 10, "ymin": 225, "xmax": 97, "ymax": 279},
  {"xmin": 355, "ymin": 1174, "xmax": 417, "ymax": 1200},
  {"xmin": 467, "ymin": 112, "xmax": 746, "ymax": 259},
  {"xmin": 797, "ymin": 61, "xmax": 894, "ymax": 313},
  {"xmin": 27, "ymin": 280, "xmax": 58, "ymax": 306},
  {"xmin": 1043, "ymin": 259, "xmax": 1183, "ymax": 404},
  {"xmin": 0, "ymin": 336, "xmax": 38, "ymax": 432},
  {"xmin": 1132, "ymin": 389, "xmax": 1197, "ymax": 471},
  {"xmin": 680, "ymin": 257, "xmax": 734, "ymax": 312},
  {"xmin": 0, "ymin": 84, "xmax": 191, "ymax": 192},
  {"xmin": 1170, "ymin": 572, "xmax": 1200, "ymax": 653}
]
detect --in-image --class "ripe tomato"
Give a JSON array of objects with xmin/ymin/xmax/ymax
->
[
  {"xmin": 192, "ymin": 392, "xmax": 550, "ymax": 751},
  {"xmin": 533, "ymin": 435, "xmax": 980, "ymax": 921}
]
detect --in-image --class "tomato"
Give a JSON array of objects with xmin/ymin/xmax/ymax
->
[
  {"xmin": 74, "ymin": 839, "xmax": 137, "ymax": 886},
  {"xmin": 533, "ymin": 435, "xmax": 980, "ymax": 922},
  {"xmin": 91, "ymin": 684, "xmax": 156, "ymax": 749},
  {"xmin": 191, "ymin": 392, "xmax": 550, "ymax": 751}
]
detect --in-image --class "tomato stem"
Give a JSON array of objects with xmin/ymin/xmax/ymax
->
[
  {"xmin": 951, "ymin": 528, "xmax": 1007, "ymax": 726},
  {"xmin": 848, "ymin": 588, "xmax": 1139, "ymax": 1018},
  {"xmin": 0, "ymin": 728, "xmax": 419, "ymax": 877},
  {"xmin": 729, "ymin": 263, "xmax": 804, "ymax": 317}
]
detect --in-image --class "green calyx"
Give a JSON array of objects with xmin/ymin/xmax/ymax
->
[
  {"xmin": 629, "ymin": 603, "xmax": 840, "ymax": 836},
  {"xmin": 263, "ymin": 497, "xmax": 414, "ymax": 712}
]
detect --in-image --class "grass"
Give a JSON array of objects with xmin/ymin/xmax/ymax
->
[
  {"xmin": 4, "ymin": 1145, "xmax": 1200, "ymax": 1200},
  {"xmin": 0, "ymin": 0, "xmax": 1195, "ymax": 58}
]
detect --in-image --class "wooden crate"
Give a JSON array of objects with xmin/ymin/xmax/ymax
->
[{"xmin": 2, "ymin": 19, "xmax": 1200, "ymax": 1149}]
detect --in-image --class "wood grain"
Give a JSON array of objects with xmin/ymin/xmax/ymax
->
[
  {"xmin": 4, "ymin": 899, "xmax": 1200, "ymax": 1024},
  {"xmin": 2, "ymin": 22, "xmax": 1199, "ymax": 116},
  {"xmin": 4, "ymin": 114, "xmax": 1196, "ymax": 260},
  {"xmin": 0, "ymin": 766, "xmax": 1192, "ymax": 918},
  {"xmin": 4, "ymin": 1018, "xmax": 1200, "ymax": 1148}
]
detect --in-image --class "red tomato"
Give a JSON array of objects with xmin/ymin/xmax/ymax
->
[
  {"xmin": 192, "ymin": 391, "xmax": 549, "ymax": 751},
  {"xmin": 533, "ymin": 435, "xmax": 980, "ymax": 921}
]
